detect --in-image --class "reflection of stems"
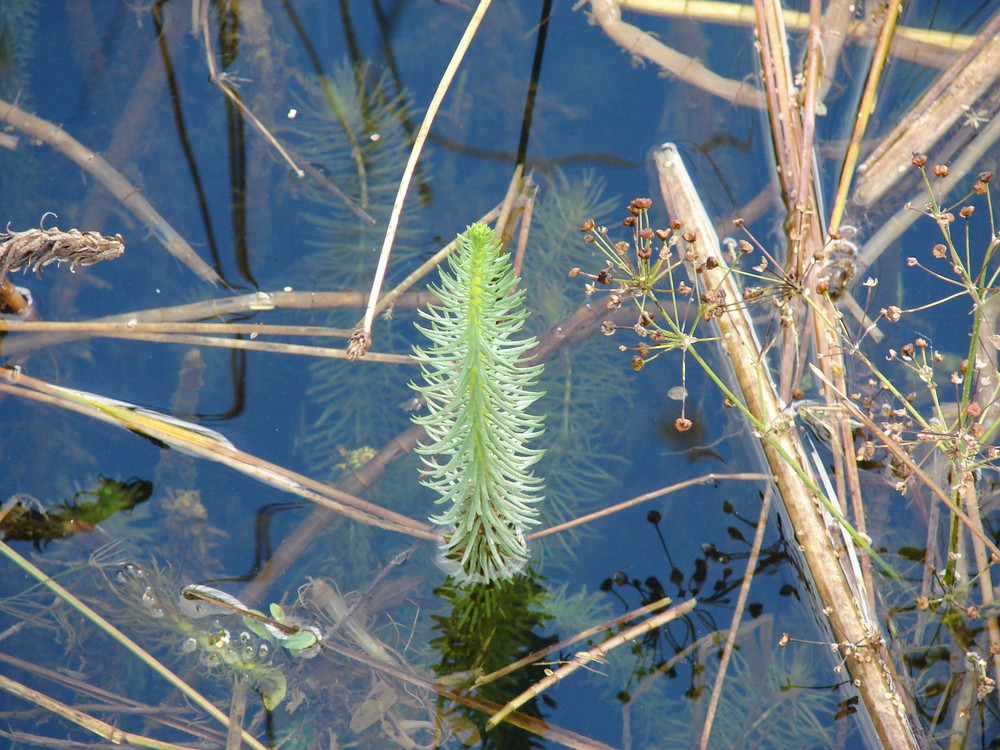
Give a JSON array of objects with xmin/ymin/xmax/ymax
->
[
  {"xmin": 0, "ymin": 98, "xmax": 220, "ymax": 285},
  {"xmin": 198, "ymin": 0, "xmax": 304, "ymax": 180}
]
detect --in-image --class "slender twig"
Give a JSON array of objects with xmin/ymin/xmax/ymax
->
[
  {"xmin": 197, "ymin": 0, "xmax": 304, "ymax": 179},
  {"xmin": 525, "ymin": 473, "xmax": 771, "ymax": 540},
  {"xmin": 485, "ymin": 598, "xmax": 698, "ymax": 730},
  {"xmin": 586, "ymin": 0, "xmax": 764, "ymax": 108},
  {"xmin": 0, "ymin": 673, "xmax": 195, "ymax": 750},
  {"xmin": 0, "ymin": 370, "xmax": 436, "ymax": 539},
  {"xmin": 827, "ymin": 0, "xmax": 902, "ymax": 235},
  {"xmin": 476, "ymin": 597, "xmax": 675, "ymax": 689},
  {"xmin": 349, "ymin": 0, "xmax": 495, "ymax": 359},
  {"xmin": 698, "ymin": 486, "xmax": 771, "ymax": 750}
]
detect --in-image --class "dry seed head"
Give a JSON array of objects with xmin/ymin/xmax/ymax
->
[
  {"xmin": 623, "ymin": 215, "xmax": 637, "ymax": 227},
  {"xmin": 670, "ymin": 219, "xmax": 684, "ymax": 231},
  {"xmin": 979, "ymin": 171, "xmax": 994, "ymax": 183},
  {"xmin": 655, "ymin": 228, "xmax": 671, "ymax": 242},
  {"xmin": 883, "ymin": 305, "xmax": 902, "ymax": 322},
  {"xmin": 912, "ymin": 153, "xmax": 928, "ymax": 167},
  {"xmin": 934, "ymin": 164, "xmax": 949, "ymax": 177},
  {"xmin": 580, "ymin": 219, "xmax": 595, "ymax": 232},
  {"xmin": 675, "ymin": 417, "xmax": 693, "ymax": 432},
  {"xmin": 737, "ymin": 239, "xmax": 753, "ymax": 254},
  {"xmin": 631, "ymin": 355, "xmax": 645, "ymax": 371},
  {"xmin": 682, "ymin": 231, "xmax": 697, "ymax": 243},
  {"xmin": 974, "ymin": 180, "xmax": 988, "ymax": 195},
  {"xmin": 932, "ymin": 244, "xmax": 946, "ymax": 258},
  {"xmin": 568, "ymin": 267, "xmax": 581, "ymax": 278},
  {"xmin": 960, "ymin": 205, "xmax": 975, "ymax": 219}
]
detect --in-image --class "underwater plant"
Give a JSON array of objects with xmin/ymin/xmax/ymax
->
[
  {"xmin": 0, "ymin": 476, "xmax": 152, "ymax": 549},
  {"xmin": 411, "ymin": 223, "xmax": 545, "ymax": 583}
]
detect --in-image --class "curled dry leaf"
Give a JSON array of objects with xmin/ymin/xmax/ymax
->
[{"xmin": 0, "ymin": 226, "xmax": 124, "ymax": 278}]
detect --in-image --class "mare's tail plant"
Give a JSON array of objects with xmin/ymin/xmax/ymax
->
[{"xmin": 411, "ymin": 223, "xmax": 545, "ymax": 583}]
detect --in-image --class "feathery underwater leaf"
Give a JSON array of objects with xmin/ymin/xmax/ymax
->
[{"xmin": 411, "ymin": 224, "xmax": 545, "ymax": 584}]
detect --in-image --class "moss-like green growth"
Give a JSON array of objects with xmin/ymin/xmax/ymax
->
[{"xmin": 411, "ymin": 223, "xmax": 545, "ymax": 583}]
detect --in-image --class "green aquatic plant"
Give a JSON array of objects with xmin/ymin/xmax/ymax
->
[
  {"xmin": 431, "ymin": 571, "xmax": 554, "ymax": 748},
  {"xmin": 0, "ymin": 476, "xmax": 152, "ymax": 549},
  {"xmin": 411, "ymin": 223, "xmax": 545, "ymax": 583}
]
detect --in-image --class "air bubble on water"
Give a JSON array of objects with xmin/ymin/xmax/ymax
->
[
  {"xmin": 181, "ymin": 637, "xmax": 198, "ymax": 654},
  {"xmin": 141, "ymin": 587, "xmax": 157, "ymax": 606},
  {"xmin": 554, "ymin": 326, "xmax": 565, "ymax": 339},
  {"xmin": 149, "ymin": 607, "xmax": 165, "ymax": 619},
  {"xmin": 668, "ymin": 386, "xmax": 688, "ymax": 400},
  {"xmin": 258, "ymin": 643, "xmax": 270, "ymax": 659}
]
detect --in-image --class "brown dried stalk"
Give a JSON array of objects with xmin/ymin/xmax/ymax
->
[
  {"xmin": 349, "ymin": 0, "xmax": 495, "ymax": 360},
  {"xmin": 0, "ymin": 226, "xmax": 123, "ymax": 278},
  {"xmin": 853, "ymin": 7, "xmax": 1000, "ymax": 207},
  {"xmin": 698, "ymin": 486, "xmax": 772, "ymax": 750},
  {"xmin": 655, "ymin": 143, "xmax": 925, "ymax": 749},
  {"xmin": 486, "ymin": 598, "xmax": 698, "ymax": 730},
  {"xmin": 584, "ymin": 0, "xmax": 765, "ymax": 109}
]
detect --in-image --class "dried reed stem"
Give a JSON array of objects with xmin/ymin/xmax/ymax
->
[
  {"xmin": 656, "ymin": 143, "xmax": 925, "ymax": 749},
  {"xmin": 350, "ymin": 0, "xmax": 495, "ymax": 360},
  {"xmin": 828, "ymin": 0, "xmax": 902, "ymax": 234},
  {"xmin": 486, "ymin": 598, "xmax": 698, "ymax": 730},
  {"xmin": 0, "ymin": 370, "xmax": 435, "ymax": 540}
]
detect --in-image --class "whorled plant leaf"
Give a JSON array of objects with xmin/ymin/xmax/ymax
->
[{"xmin": 411, "ymin": 223, "xmax": 545, "ymax": 583}]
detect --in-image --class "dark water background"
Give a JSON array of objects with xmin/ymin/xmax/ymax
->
[{"xmin": 0, "ymin": 1, "xmax": 997, "ymax": 748}]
